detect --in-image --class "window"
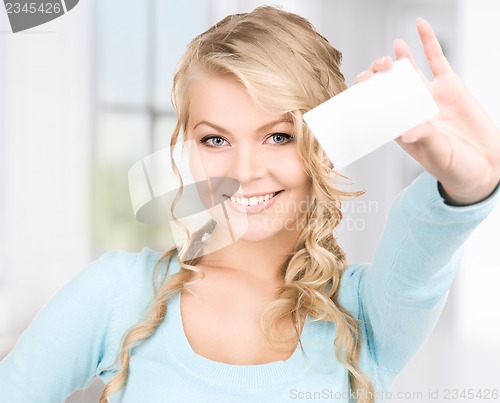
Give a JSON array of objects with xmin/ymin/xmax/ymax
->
[{"xmin": 93, "ymin": 0, "xmax": 211, "ymax": 255}]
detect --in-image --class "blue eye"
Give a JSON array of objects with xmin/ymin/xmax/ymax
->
[
  {"xmin": 200, "ymin": 136, "xmax": 228, "ymax": 147},
  {"xmin": 268, "ymin": 133, "xmax": 293, "ymax": 144}
]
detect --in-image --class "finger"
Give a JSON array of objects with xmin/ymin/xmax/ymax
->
[
  {"xmin": 369, "ymin": 56, "xmax": 393, "ymax": 73},
  {"xmin": 354, "ymin": 57, "xmax": 392, "ymax": 85},
  {"xmin": 398, "ymin": 121, "xmax": 437, "ymax": 144},
  {"xmin": 353, "ymin": 69, "xmax": 374, "ymax": 84},
  {"xmin": 393, "ymin": 38, "xmax": 430, "ymax": 85},
  {"xmin": 395, "ymin": 122, "xmax": 454, "ymax": 184},
  {"xmin": 394, "ymin": 123, "xmax": 439, "ymax": 165},
  {"xmin": 416, "ymin": 17, "xmax": 453, "ymax": 77},
  {"xmin": 393, "ymin": 39, "xmax": 418, "ymax": 68}
]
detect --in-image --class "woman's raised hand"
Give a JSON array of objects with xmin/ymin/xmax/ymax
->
[{"xmin": 355, "ymin": 18, "xmax": 500, "ymax": 205}]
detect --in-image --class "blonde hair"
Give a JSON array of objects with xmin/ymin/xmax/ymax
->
[{"xmin": 100, "ymin": 6, "xmax": 374, "ymax": 402}]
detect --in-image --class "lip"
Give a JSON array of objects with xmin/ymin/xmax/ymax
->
[
  {"xmin": 230, "ymin": 191, "xmax": 282, "ymax": 198},
  {"xmin": 224, "ymin": 190, "xmax": 284, "ymax": 214}
]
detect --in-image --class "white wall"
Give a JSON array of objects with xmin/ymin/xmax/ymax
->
[
  {"xmin": 455, "ymin": 0, "xmax": 500, "ymax": 351},
  {"xmin": 0, "ymin": 1, "xmax": 93, "ymax": 356}
]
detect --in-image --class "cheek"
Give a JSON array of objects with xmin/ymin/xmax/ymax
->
[
  {"xmin": 187, "ymin": 143, "xmax": 217, "ymax": 182},
  {"xmin": 175, "ymin": 135, "xmax": 204, "ymax": 182},
  {"xmin": 195, "ymin": 153, "xmax": 228, "ymax": 182},
  {"xmin": 189, "ymin": 154, "xmax": 206, "ymax": 182},
  {"xmin": 276, "ymin": 154, "xmax": 310, "ymax": 190}
]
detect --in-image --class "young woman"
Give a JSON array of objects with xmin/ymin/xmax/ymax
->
[{"xmin": 1, "ymin": 6, "xmax": 499, "ymax": 403}]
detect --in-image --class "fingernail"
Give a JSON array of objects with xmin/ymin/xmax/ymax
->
[
  {"xmin": 404, "ymin": 137, "xmax": 418, "ymax": 143},
  {"xmin": 355, "ymin": 72, "xmax": 365, "ymax": 81},
  {"xmin": 417, "ymin": 17, "xmax": 430, "ymax": 27},
  {"xmin": 377, "ymin": 56, "xmax": 389, "ymax": 65}
]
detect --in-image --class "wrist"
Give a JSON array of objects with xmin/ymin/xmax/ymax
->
[{"xmin": 438, "ymin": 181, "xmax": 500, "ymax": 206}]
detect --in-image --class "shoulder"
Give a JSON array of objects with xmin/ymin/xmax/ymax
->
[
  {"xmin": 79, "ymin": 247, "xmax": 177, "ymax": 317},
  {"xmin": 43, "ymin": 248, "xmax": 168, "ymax": 331},
  {"xmin": 77, "ymin": 247, "xmax": 176, "ymax": 292},
  {"xmin": 77, "ymin": 248, "xmax": 179, "ymax": 372}
]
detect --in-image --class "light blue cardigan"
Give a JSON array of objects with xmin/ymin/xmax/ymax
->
[{"xmin": 0, "ymin": 172, "xmax": 498, "ymax": 402}]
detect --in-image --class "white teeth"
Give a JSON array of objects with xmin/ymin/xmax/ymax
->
[{"xmin": 230, "ymin": 191, "xmax": 277, "ymax": 207}]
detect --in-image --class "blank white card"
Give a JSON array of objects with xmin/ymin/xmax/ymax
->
[{"xmin": 303, "ymin": 58, "xmax": 439, "ymax": 170}]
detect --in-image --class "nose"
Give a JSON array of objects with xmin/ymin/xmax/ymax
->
[{"xmin": 230, "ymin": 144, "xmax": 267, "ymax": 184}]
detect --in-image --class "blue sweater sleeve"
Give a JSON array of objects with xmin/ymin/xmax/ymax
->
[
  {"xmin": 358, "ymin": 171, "xmax": 499, "ymax": 377},
  {"xmin": 0, "ymin": 250, "xmax": 139, "ymax": 402}
]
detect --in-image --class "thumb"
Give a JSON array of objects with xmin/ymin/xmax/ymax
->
[{"xmin": 398, "ymin": 121, "xmax": 437, "ymax": 144}]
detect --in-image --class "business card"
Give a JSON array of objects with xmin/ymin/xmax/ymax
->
[{"xmin": 303, "ymin": 58, "xmax": 439, "ymax": 170}]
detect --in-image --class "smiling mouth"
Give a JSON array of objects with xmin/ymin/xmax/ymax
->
[{"xmin": 226, "ymin": 190, "xmax": 283, "ymax": 207}]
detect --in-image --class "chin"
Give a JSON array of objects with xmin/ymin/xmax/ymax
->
[
  {"xmin": 235, "ymin": 230, "xmax": 277, "ymax": 243},
  {"xmin": 234, "ymin": 219, "xmax": 294, "ymax": 243}
]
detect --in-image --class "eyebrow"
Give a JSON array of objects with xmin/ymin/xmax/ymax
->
[{"xmin": 193, "ymin": 119, "xmax": 293, "ymax": 135}]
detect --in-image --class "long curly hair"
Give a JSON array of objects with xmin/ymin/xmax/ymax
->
[{"xmin": 100, "ymin": 6, "xmax": 374, "ymax": 402}]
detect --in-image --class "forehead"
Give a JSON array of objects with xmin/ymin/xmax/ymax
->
[{"xmin": 187, "ymin": 74, "xmax": 291, "ymax": 132}]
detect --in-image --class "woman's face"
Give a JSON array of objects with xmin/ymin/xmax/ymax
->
[{"xmin": 185, "ymin": 74, "xmax": 313, "ymax": 243}]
